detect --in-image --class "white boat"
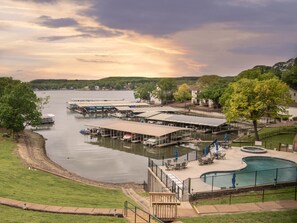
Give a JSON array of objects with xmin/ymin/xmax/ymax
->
[{"xmin": 41, "ymin": 114, "xmax": 55, "ymax": 124}]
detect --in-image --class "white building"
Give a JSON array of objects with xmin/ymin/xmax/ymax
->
[{"xmin": 290, "ymin": 89, "xmax": 297, "ymax": 103}]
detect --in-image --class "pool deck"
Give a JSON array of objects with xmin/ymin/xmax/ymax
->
[{"xmin": 160, "ymin": 147, "xmax": 297, "ymax": 193}]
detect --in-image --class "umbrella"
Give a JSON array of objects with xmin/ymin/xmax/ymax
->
[
  {"xmin": 231, "ymin": 173, "xmax": 236, "ymax": 188},
  {"xmin": 215, "ymin": 140, "xmax": 219, "ymax": 154},
  {"xmin": 224, "ymin": 133, "xmax": 228, "ymax": 142},
  {"xmin": 204, "ymin": 146, "xmax": 208, "ymax": 156},
  {"xmin": 175, "ymin": 146, "xmax": 178, "ymax": 161}
]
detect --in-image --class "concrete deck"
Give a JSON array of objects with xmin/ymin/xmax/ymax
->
[{"xmin": 160, "ymin": 147, "xmax": 297, "ymax": 193}]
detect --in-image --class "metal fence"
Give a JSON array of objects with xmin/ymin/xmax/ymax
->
[
  {"xmin": 148, "ymin": 159, "xmax": 185, "ymax": 199},
  {"xmin": 193, "ymin": 186, "xmax": 297, "ymax": 204},
  {"xmin": 189, "ymin": 166, "xmax": 297, "ymax": 193}
]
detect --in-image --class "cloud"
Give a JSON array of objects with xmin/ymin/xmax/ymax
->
[
  {"xmin": 76, "ymin": 26, "xmax": 124, "ymax": 37},
  {"xmin": 37, "ymin": 15, "xmax": 79, "ymax": 28},
  {"xmin": 13, "ymin": 0, "xmax": 57, "ymax": 4},
  {"xmin": 38, "ymin": 34, "xmax": 92, "ymax": 41},
  {"xmin": 77, "ymin": 58, "xmax": 121, "ymax": 64},
  {"xmin": 83, "ymin": 0, "xmax": 297, "ymax": 36}
]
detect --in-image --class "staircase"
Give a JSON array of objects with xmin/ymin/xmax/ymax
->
[{"xmin": 124, "ymin": 201, "xmax": 163, "ymax": 223}]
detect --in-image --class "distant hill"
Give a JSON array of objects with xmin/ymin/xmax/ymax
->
[
  {"xmin": 29, "ymin": 76, "xmax": 201, "ymax": 90},
  {"xmin": 240, "ymin": 57, "xmax": 297, "ymax": 90},
  {"xmin": 29, "ymin": 57, "xmax": 297, "ymax": 90}
]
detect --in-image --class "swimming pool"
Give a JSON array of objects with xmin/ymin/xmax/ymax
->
[{"xmin": 201, "ymin": 156, "xmax": 297, "ymax": 189}]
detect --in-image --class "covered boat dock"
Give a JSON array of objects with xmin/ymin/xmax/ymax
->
[
  {"xmin": 69, "ymin": 101, "xmax": 149, "ymax": 116},
  {"xmin": 87, "ymin": 119, "xmax": 191, "ymax": 147},
  {"xmin": 140, "ymin": 113, "xmax": 227, "ymax": 133}
]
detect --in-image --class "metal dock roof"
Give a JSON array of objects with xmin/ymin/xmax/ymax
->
[
  {"xmin": 147, "ymin": 113, "xmax": 226, "ymax": 127},
  {"xmin": 87, "ymin": 119, "xmax": 189, "ymax": 137}
]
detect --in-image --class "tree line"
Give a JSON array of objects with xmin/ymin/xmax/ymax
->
[
  {"xmin": 135, "ymin": 70, "xmax": 293, "ymax": 141},
  {"xmin": 29, "ymin": 76, "xmax": 199, "ymax": 90}
]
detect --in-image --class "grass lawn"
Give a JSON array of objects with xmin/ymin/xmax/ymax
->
[
  {"xmin": 232, "ymin": 126, "xmax": 297, "ymax": 149},
  {"xmin": 180, "ymin": 210, "xmax": 297, "ymax": 223},
  {"xmin": 0, "ymin": 137, "xmax": 133, "ymax": 208},
  {"xmin": 193, "ymin": 187, "xmax": 297, "ymax": 205},
  {"xmin": 0, "ymin": 205, "xmax": 127, "ymax": 223}
]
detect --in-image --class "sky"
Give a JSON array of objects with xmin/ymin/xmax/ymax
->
[{"xmin": 0, "ymin": 0, "xmax": 296, "ymax": 81}]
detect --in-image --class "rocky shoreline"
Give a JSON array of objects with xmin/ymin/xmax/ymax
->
[{"xmin": 17, "ymin": 130, "xmax": 144, "ymax": 191}]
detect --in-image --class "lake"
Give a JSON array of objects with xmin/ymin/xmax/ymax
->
[{"xmin": 34, "ymin": 90, "xmax": 193, "ymax": 184}]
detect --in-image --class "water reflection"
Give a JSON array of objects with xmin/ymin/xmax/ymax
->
[
  {"xmin": 34, "ymin": 90, "xmax": 236, "ymax": 184},
  {"xmin": 86, "ymin": 135, "xmax": 194, "ymax": 160}
]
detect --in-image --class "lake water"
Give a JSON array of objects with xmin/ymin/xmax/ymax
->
[{"xmin": 34, "ymin": 90, "xmax": 193, "ymax": 184}]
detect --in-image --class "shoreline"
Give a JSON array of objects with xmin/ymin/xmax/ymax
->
[{"xmin": 17, "ymin": 130, "xmax": 143, "ymax": 191}]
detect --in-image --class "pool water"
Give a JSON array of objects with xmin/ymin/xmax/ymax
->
[{"xmin": 201, "ymin": 157, "xmax": 297, "ymax": 189}]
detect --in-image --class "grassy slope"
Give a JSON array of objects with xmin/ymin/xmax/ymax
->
[
  {"xmin": 233, "ymin": 126, "xmax": 296, "ymax": 148},
  {"xmin": 0, "ymin": 138, "xmax": 131, "ymax": 208},
  {"xmin": 181, "ymin": 210, "xmax": 297, "ymax": 223},
  {"xmin": 0, "ymin": 205, "xmax": 127, "ymax": 223}
]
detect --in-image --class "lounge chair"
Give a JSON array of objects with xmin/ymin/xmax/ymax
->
[
  {"xmin": 218, "ymin": 152, "xmax": 226, "ymax": 160},
  {"xmin": 165, "ymin": 162, "xmax": 174, "ymax": 170},
  {"xmin": 207, "ymin": 156, "xmax": 215, "ymax": 164},
  {"xmin": 181, "ymin": 161, "xmax": 188, "ymax": 169},
  {"xmin": 175, "ymin": 163, "xmax": 182, "ymax": 170},
  {"xmin": 198, "ymin": 156, "xmax": 209, "ymax": 165}
]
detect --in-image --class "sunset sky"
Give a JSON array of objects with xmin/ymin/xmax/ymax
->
[{"xmin": 0, "ymin": 0, "xmax": 296, "ymax": 81}]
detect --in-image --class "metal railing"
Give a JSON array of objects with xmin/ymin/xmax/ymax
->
[
  {"xmin": 148, "ymin": 159, "xmax": 185, "ymax": 199},
  {"xmin": 124, "ymin": 201, "xmax": 163, "ymax": 223},
  {"xmin": 149, "ymin": 154, "xmax": 297, "ymax": 201},
  {"xmin": 193, "ymin": 186, "xmax": 297, "ymax": 204},
  {"xmin": 189, "ymin": 166, "xmax": 297, "ymax": 193}
]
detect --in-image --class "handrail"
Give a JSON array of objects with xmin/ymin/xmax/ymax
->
[{"xmin": 124, "ymin": 201, "xmax": 164, "ymax": 223}]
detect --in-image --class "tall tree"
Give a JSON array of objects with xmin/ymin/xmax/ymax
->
[
  {"xmin": 281, "ymin": 65, "xmax": 297, "ymax": 90},
  {"xmin": 174, "ymin": 83, "xmax": 192, "ymax": 108},
  {"xmin": 153, "ymin": 79, "xmax": 177, "ymax": 105},
  {"xmin": 174, "ymin": 83, "xmax": 191, "ymax": 102},
  {"xmin": 220, "ymin": 78, "xmax": 292, "ymax": 140},
  {"xmin": 198, "ymin": 79, "xmax": 230, "ymax": 108},
  {"xmin": 196, "ymin": 75, "xmax": 221, "ymax": 91},
  {"xmin": 134, "ymin": 83, "xmax": 155, "ymax": 102},
  {"xmin": 0, "ymin": 78, "xmax": 41, "ymax": 135}
]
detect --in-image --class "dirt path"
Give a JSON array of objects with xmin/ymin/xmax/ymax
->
[{"xmin": 17, "ymin": 130, "xmax": 144, "ymax": 191}]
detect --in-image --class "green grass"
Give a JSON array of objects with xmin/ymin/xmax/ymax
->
[
  {"xmin": 0, "ymin": 205, "xmax": 127, "ymax": 223},
  {"xmin": 232, "ymin": 126, "xmax": 297, "ymax": 149},
  {"xmin": 180, "ymin": 210, "xmax": 297, "ymax": 223},
  {"xmin": 0, "ymin": 138, "xmax": 132, "ymax": 208},
  {"xmin": 193, "ymin": 187, "xmax": 297, "ymax": 206},
  {"xmin": 261, "ymin": 133, "xmax": 296, "ymax": 149}
]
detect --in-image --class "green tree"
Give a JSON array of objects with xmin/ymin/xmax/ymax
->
[
  {"xmin": 0, "ymin": 78, "xmax": 41, "ymax": 135},
  {"xmin": 220, "ymin": 78, "xmax": 292, "ymax": 140},
  {"xmin": 174, "ymin": 83, "xmax": 191, "ymax": 107},
  {"xmin": 282, "ymin": 65, "xmax": 297, "ymax": 90},
  {"xmin": 153, "ymin": 78, "xmax": 177, "ymax": 105},
  {"xmin": 134, "ymin": 83, "xmax": 155, "ymax": 102},
  {"xmin": 37, "ymin": 95, "xmax": 50, "ymax": 112},
  {"xmin": 198, "ymin": 79, "xmax": 229, "ymax": 108},
  {"xmin": 236, "ymin": 67, "xmax": 276, "ymax": 81},
  {"xmin": 196, "ymin": 75, "xmax": 221, "ymax": 91}
]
